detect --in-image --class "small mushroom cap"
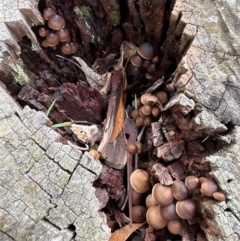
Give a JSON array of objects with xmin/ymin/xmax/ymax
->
[
  {"xmin": 126, "ymin": 143, "xmax": 138, "ymax": 155},
  {"xmin": 38, "ymin": 27, "xmax": 47, "ymax": 37},
  {"xmin": 131, "ymin": 54, "xmax": 143, "ymax": 67},
  {"xmin": 61, "ymin": 43, "xmax": 72, "ymax": 54},
  {"xmin": 42, "ymin": 7, "xmax": 56, "ymax": 20},
  {"xmin": 155, "ymin": 90, "xmax": 169, "ymax": 104},
  {"xmin": 132, "ymin": 190, "xmax": 143, "ymax": 205},
  {"xmin": 132, "ymin": 205, "xmax": 147, "ymax": 223},
  {"xmin": 135, "ymin": 116, "xmax": 144, "ymax": 126},
  {"xmin": 199, "ymin": 177, "xmax": 208, "ymax": 184},
  {"xmin": 70, "ymin": 42, "xmax": 78, "ymax": 53},
  {"xmin": 152, "ymin": 107, "xmax": 161, "ymax": 117},
  {"xmin": 143, "ymin": 59, "xmax": 151, "ymax": 68},
  {"xmin": 46, "ymin": 33, "xmax": 59, "ymax": 47},
  {"xmin": 89, "ymin": 150, "xmax": 100, "ymax": 160},
  {"xmin": 147, "ymin": 63, "xmax": 156, "ymax": 74},
  {"xmin": 131, "ymin": 109, "xmax": 140, "ymax": 119},
  {"xmin": 152, "ymin": 56, "xmax": 159, "ymax": 64},
  {"xmin": 167, "ymin": 219, "xmax": 183, "ymax": 235},
  {"xmin": 138, "ymin": 42, "xmax": 154, "ymax": 60},
  {"xmin": 48, "ymin": 15, "xmax": 65, "ymax": 30},
  {"xmin": 141, "ymin": 105, "xmax": 152, "ymax": 116},
  {"xmin": 213, "ymin": 192, "xmax": 226, "ymax": 201},
  {"xmin": 130, "ymin": 169, "xmax": 150, "ymax": 193},
  {"xmin": 185, "ymin": 176, "xmax": 200, "ymax": 190},
  {"xmin": 145, "ymin": 194, "xmax": 157, "ymax": 208},
  {"xmin": 160, "ymin": 202, "xmax": 178, "ymax": 221},
  {"xmin": 172, "ymin": 180, "xmax": 189, "ymax": 201},
  {"xmin": 143, "ymin": 117, "xmax": 152, "ymax": 126},
  {"xmin": 56, "ymin": 28, "xmax": 70, "ymax": 42},
  {"xmin": 146, "ymin": 205, "xmax": 168, "ymax": 229},
  {"xmin": 41, "ymin": 39, "xmax": 48, "ymax": 48},
  {"xmin": 152, "ymin": 183, "xmax": 174, "ymax": 206},
  {"xmin": 130, "ymin": 66, "xmax": 141, "ymax": 76},
  {"xmin": 140, "ymin": 92, "xmax": 152, "ymax": 105},
  {"xmin": 136, "ymin": 142, "xmax": 143, "ymax": 154},
  {"xmin": 176, "ymin": 199, "xmax": 197, "ymax": 219},
  {"xmin": 201, "ymin": 179, "xmax": 218, "ymax": 197},
  {"xmin": 145, "ymin": 72, "xmax": 153, "ymax": 80}
]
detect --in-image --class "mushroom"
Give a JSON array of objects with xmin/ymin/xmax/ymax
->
[
  {"xmin": 41, "ymin": 39, "xmax": 48, "ymax": 48},
  {"xmin": 131, "ymin": 54, "xmax": 143, "ymax": 67},
  {"xmin": 154, "ymin": 90, "xmax": 169, "ymax": 104},
  {"xmin": 46, "ymin": 33, "xmax": 59, "ymax": 47},
  {"xmin": 143, "ymin": 117, "xmax": 152, "ymax": 126},
  {"xmin": 160, "ymin": 202, "xmax": 178, "ymax": 221},
  {"xmin": 42, "ymin": 7, "xmax": 56, "ymax": 21},
  {"xmin": 126, "ymin": 143, "xmax": 138, "ymax": 155},
  {"xmin": 135, "ymin": 116, "xmax": 144, "ymax": 126},
  {"xmin": 132, "ymin": 190, "xmax": 143, "ymax": 205},
  {"xmin": 138, "ymin": 42, "xmax": 154, "ymax": 60},
  {"xmin": 147, "ymin": 63, "xmax": 156, "ymax": 74},
  {"xmin": 146, "ymin": 205, "xmax": 168, "ymax": 229},
  {"xmin": 152, "ymin": 107, "xmax": 161, "ymax": 117},
  {"xmin": 132, "ymin": 205, "xmax": 147, "ymax": 223},
  {"xmin": 167, "ymin": 219, "xmax": 183, "ymax": 235},
  {"xmin": 136, "ymin": 142, "xmax": 143, "ymax": 154},
  {"xmin": 48, "ymin": 15, "xmax": 65, "ymax": 30},
  {"xmin": 131, "ymin": 109, "xmax": 139, "ymax": 119},
  {"xmin": 89, "ymin": 150, "xmax": 100, "ymax": 160},
  {"xmin": 152, "ymin": 183, "xmax": 174, "ymax": 206},
  {"xmin": 172, "ymin": 180, "xmax": 189, "ymax": 201},
  {"xmin": 38, "ymin": 27, "xmax": 47, "ymax": 37},
  {"xmin": 61, "ymin": 43, "xmax": 72, "ymax": 55},
  {"xmin": 145, "ymin": 194, "xmax": 157, "ymax": 208},
  {"xmin": 213, "ymin": 191, "xmax": 226, "ymax": 201},
  {"xmin": 200, "ymin": 179, "xmax": 218, "ymax": 197},
  {"xmin": 176, "ymin": 199, "xmax": 197, "ymax": 219},
  {"xmin": 143, "ymin": 59, "xmax": 151, "ymax": 68},
  {"xmin": 130, "ymin": 66, "xmax": 141, "ymax": 76},
  {"xmin": 130, "ymin": 169, "xmax": 150, "ymax": 193},
  {"xmin": 56, "ymin": 28, "xmax": 70, "ymax": 42},
  {"xmin": 145, "ymin": 72, "xmax": 153, "ymax": 80},
  {"xmin": 152, "ymin": 56, "xmax": 159, "ymax": 64},
  {"xmin": 70, "ymin": 42, "xmax": 78, "ymax": 53},
  {"xmin": 140, "ymin": 92, "xmax": 152, "ymax": 105},
  {"xmin": 141, "ymin": 105, "xmax": 152, "ymax": 116},
  {"xmin": 185, "ymin": 176, "xmax": 200, "ymax": 190}
]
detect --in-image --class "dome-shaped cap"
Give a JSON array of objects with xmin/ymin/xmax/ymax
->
[
  {"xmin": 130, "ymin": 169, "xmax": 150, "ymax": 193},
  {"xmin": 176, "ymin": 199, "xmax": 197, "ymax": 219},
  {"xmin": 48, "ymin": 15, "xmax": 65, "ymax": 30},
  {"xmin": 138, "ymin": 42, "xmax": 154, "ymax": 60}
]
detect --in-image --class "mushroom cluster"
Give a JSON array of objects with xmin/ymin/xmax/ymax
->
[
  {"xmin": 38, "ymin": 7, "xmax": 78, "ymax": 54},
  {"xmin": 130, "ymin": 43, "xmax": 159, "ymax": 80},
  {"xmin": 129, "ymin": 171, "xmax": 226, "ymax": 235},
  {"xmin": 131, "ymin": 91, "xmax": 168, "ymax": 128}
]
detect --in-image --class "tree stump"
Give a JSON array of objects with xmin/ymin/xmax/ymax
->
[{"xmin": 0, "ymin": 0, "xmax": 240, "ymax": 240}]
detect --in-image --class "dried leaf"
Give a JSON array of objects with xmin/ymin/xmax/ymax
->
[
  {"xmin": 110, "ymin": 70, "xmax": 126, "ymax": 142},
  {"xmin": 109, "ymin": 222, "xmax": 145, "ymax": 241}
]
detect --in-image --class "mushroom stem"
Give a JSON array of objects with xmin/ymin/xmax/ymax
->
[{"xmin": 127, "ymin": 153, "xmax": 133, "ymax": 225}]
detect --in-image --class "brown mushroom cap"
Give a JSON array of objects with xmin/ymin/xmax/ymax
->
[
  {"xmin": 140, "ymin": 92, "xmax": 152, "ymax": 105},
  {"xmin": 41, "ymin": 39, "xmax": 48, "ymax": 48},
  {"xmin": 132, "ymin": 190, "xmax": 143, "ymax": 205},
  {"xmin": 42, "ymin": 7, "xmax": 56, "ymax": 21},
  {"xmin": 146, "ymin": 205, "xmax": 168, "ymax": 229},
  {"xmin": 46, "ymin": 33, "xmax": 59, "ymax": 47},
  {"xmin": 152, "ymin": 183, "xmax": 174, "ymax": 206},
  {"xmin": 70, "ymin": 42, "xmax": 78, "ymax": 53},
  {"xmin": 213, "ymin": 192, "xmax": 226, "ymax": 201},
  {"xmin": 136, "ymin": 142, "xmax": 143, "ymax": 154},
  {"xmin": 141, "ymin": 105, "xmax": 152, "ymax": 116},
  {"xmin": 145, "ymin": 72, "xmax": 153, "ymax": 80},
  {"xmin": 56, "ymin": 28, "xmax": 70, "ymax": 42},
  {"xmin": 126, "ymin": 143, "xmax": 138, "ymax": 155},
  {"xmin": 38, "ymin": 27, "xmax": 47, "ymax": 37},
  {"xmin": 135, "ymin": 116, "xmax": 144, "ymax": 126},
  {"xmin": 147, "ymin": 63, "xmax": 156, "ymax": 74},
  {"xmin": 130, "ymin": 66, "xmax": 141, "ymax": 76},
  {"xmin": 160, "ymin": 202, "xmax": 178, "ymax": 221},
  {"xmin": 143, "ymin": 117, "xmax": 152, "ymax": 126},
  {"xmin": 89, "ymin": 150, "xmax": 100, "ymax": 160},
  {"xmin": 48, "ymin": 15, "xmax": 65, "ymax": 30},
  {"xmin": 176, "ymin": 199, "xmax": 197, "ymax": 219},
  {"xmin": 155, "ymin": 91, "xmax": 168, "ymax": 104},
  {"xmin": 131, "ymin": 54, "xmax": 143, "ymax": 67},
  {"xmin": 61, "ymin": 43, "xmax": 72, "ymax": 54},
  {"xmin": 130, "ymin": 169, "xmax": 150, "ymax": 193},
  {"xmin": 143, "ymin": 59, "xmax": 151, "ymax": 68},
  {"xmin": 172, "ymin": 180, "xmax": 189, "ymax": 201},
  {"xmin": 185, "ymin": 176, "xmax": 200, "ymax": 190},
  {"xmin": 199, "ymin": 177, "xmax": 208, "ymax": 184},
  {"xmin": 152, "ymin": 56, "xmax": 159, "ymax": 64},
  {"xmin": 138, "ymin": 42, "xmax": 154, "ymax": 60},
  {"xmin": 145, "ymin": 194, "xmax": 157, "ymax": 208},
  {"xmin": 132, "ymin": 205, "xmax": 147, "ymax": 223},
  {"xmin": 131, "ymin": 109, "xmax": 140, "ymax": 119},
  {"xmin": 152, "ymin": 107, "xmax": 161, "ymax": 117},
  {"xmin": 201, "ymin": 179, "xmax": 218, "ymax": 197},
  {"xmin": 167, "ymin": 219, "xmax": 183, "ymax": 235}
]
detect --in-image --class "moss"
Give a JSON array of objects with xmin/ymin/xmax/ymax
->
[
  {"xmin": 110, "ymin": 10, "xmax": 121, "ymax": 26},
  {"xmin": 80, "ymin": 6, "xmax": 92, "ymax": 19},
  {"xmin": 10, "ymin": 63, "xmax": 30, "ymax": 85}
]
